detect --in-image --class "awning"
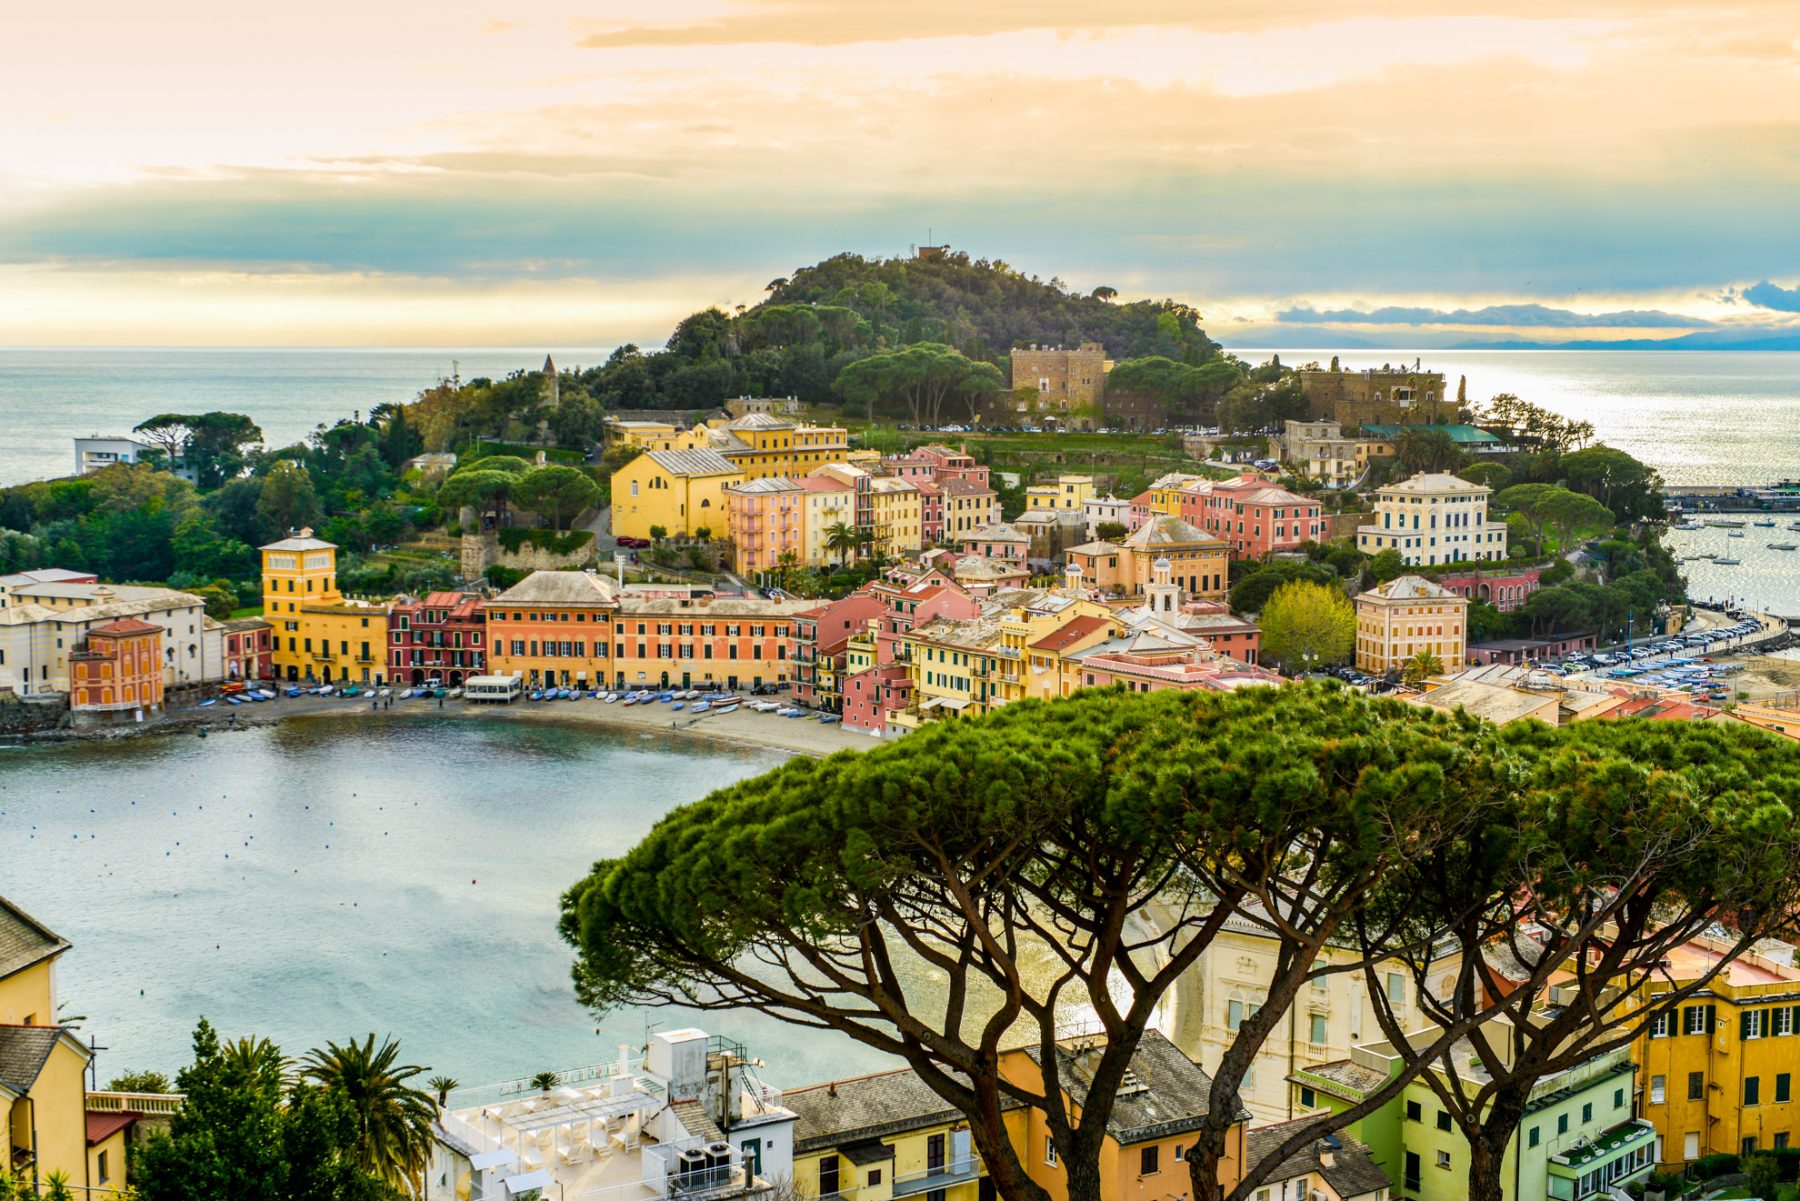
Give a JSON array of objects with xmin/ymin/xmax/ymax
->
[
  {"xmin": 470, "ymin": 1149, "xmax": 519, "ymax": 1172},
  {"xmin": 503, "ymin": 1169, "xmax": 553, "ymax": 1196}
]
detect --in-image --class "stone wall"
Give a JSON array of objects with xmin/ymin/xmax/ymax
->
[{"xmin": 460, "ymin": 531, "xmax": 594, "ymax": 578}]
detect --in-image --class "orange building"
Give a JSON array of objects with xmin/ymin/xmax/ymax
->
[{"xmin": 68, "ymin": 618, "xmax": 164, "ymax": 723}]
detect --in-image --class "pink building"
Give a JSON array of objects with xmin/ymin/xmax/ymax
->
[
  {"xmin": 790, "ymin": 592, "xmax": 885, "ymax": 708},
  {"xmin": 914, "ymin": 479, "xmax": 943, "ymax": 545},
  {"xmin": 882, "ymin": 444, "xmax": 991, "ymax": 488},
  {"xmin": 843, "ymin": 663, "xmax": 912, "ymax": 734},
  {"xmin": 1437, "ymin": 566, "xmax": 1544, "ymax": 612},
  {"xmin": 1179, "ymin": 474, "xmax": 1324, "ymax": 560},
  {"xmin": 724, "ymin": 477, "xmax": 806, "ymax": 574},
  {"xmin": 840, "ymin": 577, "xmax": 982, "ymax": 734}
]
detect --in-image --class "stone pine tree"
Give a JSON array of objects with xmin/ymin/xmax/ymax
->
[
  {"xmin": 1350, "ymin": 718, "xmax": 1800, "ymax": 1201},
  {"xmin": 563, "ymin": 686, "xmax": 1534, "ymax": 1201}
]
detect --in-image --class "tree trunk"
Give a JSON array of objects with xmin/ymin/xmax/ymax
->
[
  {"xmin": 1467, "ymin": 1099, "xmax": 1527, "ymax": 1201},
  {"xmin": 1062, "ymin": 1153, "xmax": 1105, "ymax": 1201},
  {"xmin": 1190, "ymin": 1138, "xmax": 1226, "ymax": 1201}
]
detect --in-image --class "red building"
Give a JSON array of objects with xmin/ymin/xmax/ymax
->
[
  {"xmin": 1437, "ymin": 566, "xmax": 1544, "ymax": 612},
  {"xmin": 842, "ymin": 663, "xmax": 912, "ymax": 735},
  {"xmin": 881, "ymin": 444, "xmax": 990, "ymax": 488},
  {"xmin": 388, "ymin": 591, "xmax": 487, "ymax": 685},
  {"xmin": 1179, "ymin": 473, "xmax": 1324, "ymax": 560},
  {"xmin": 220, "ymin": 617, "xmax": 273, "ymax": 681},
  {"xmin": 840, "ymin": 577, "xmax": 983, "ymax": 735}
]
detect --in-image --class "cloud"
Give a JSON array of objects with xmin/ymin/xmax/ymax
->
[
  {"xmin": 1738, "ymin": 281, "xmax": 1800, "ymax": 313},
  {"xmin": 1275, "ymin": 303, "xmax": 1707, "ymax": 329}
]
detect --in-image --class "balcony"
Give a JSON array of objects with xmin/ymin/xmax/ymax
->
[
  {"xmin": 893, "ymin": 1156, "xmax": 983, "ymax": 1197},
  {"xmin": 311, "ymin": 648, "xmax": 336, "ymax": 661}
]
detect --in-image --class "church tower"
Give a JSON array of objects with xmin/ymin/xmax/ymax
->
[
  {"xmin": 543, "ymin": 354, "xmax": 559, "ymax": 408},
  {"xmin": 1147, "ymin": 557, "xmax": 1180, "ymax": 616}
]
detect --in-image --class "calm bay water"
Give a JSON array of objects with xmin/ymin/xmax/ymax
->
[
  {"xmin": 0, "ymin": 715, "xmax": 888, "ymax": 1088},
  {"xmin": 0, "ymin": 347, "xmax": 611, "ymax": 487}
]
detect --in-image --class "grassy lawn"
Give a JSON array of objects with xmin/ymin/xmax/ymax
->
[
  {"xmin": 227, "ymin": 605, "xmax": 263, "ymax": 619},
  {"xmin": 1712, "ymin": 1184, "xmax": 1799, "ymax": 1200}
]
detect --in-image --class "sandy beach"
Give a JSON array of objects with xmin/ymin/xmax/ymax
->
[{"xmin": 124, "ymin": 688, "xmax": 882, "ymax": 759}]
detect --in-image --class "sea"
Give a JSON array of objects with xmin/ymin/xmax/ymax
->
[{"xmin": 0, "ymin": 715, "xmax": 899, "ymax": 1088}]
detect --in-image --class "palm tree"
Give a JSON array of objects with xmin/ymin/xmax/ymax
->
[
  {"xmin": 530, "ymin": 1071, "xmax": 561, "ymax": 1092},
  {"xmin": 823, "ymin": 521, "xmax": 860, "ymax": 566},
  {"xmin": 427, "ymin": 1075, "xmax": 460, "ymax": 1107},
  {"xmin": 301, "ymin": 1035, "xmax": 437, "ymax": 1194},
  {"xmin": 221, "ymin": 1034, "xmax": 291, "ymax": 1096},
  {"xmin": 1402, "ymin": 649, "xmax": 1444, "ymax": 688}
]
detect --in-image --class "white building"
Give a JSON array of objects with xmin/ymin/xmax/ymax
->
[
  {"xmin": 72, "ymin": 436, "xmax": 151, "ymax": 476},
  {"xmin": 428, "ymin": 1028, "xmax": 796, "ymax": 1201},
  {"xmin": 1275, "ymin": 420, "xmax": 1360, "ymax": 488},
  {"xmin": 0, "ymin": 576, "xmax": 221, "ymax": 696},
  {"xmin": 1355, "ymin": 471, "xmax": 1509, "ymax": 566},
  {"xmin": 1082, "ymin": 494, "xmax": 1137, "ymax": 539}
]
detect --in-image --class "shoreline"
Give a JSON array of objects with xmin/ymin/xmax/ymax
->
[{"xmin": 1, "ymin": 689, "xmax": 880, "ymax": 760}]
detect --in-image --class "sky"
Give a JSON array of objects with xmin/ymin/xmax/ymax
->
[{"xmin": 3, "ymin": 0, "xmax": 1799, "ymax": 348}]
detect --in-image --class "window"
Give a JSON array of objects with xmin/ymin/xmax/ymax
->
[
  {"xmin": 1747, "ymin": 1077, "xmax": 1761, "ymax": 1106},
  {"xmin": 1689, "ymin": 1072, "xmax": 1705, "ymax": 1101},
  {"xmin": 1228, "ymin": 1000, "xmax": 1243, "ymax": 1031},
  {"xmin": 1684, "ymin": 1004, "xmax": 1716, "ymax": 1035},
  {"xmin": 1044, "ymin": 1137, "xmax": 1058, "ymax": 1168},
  {"xmin": 1436, "ymin": 1150, "xmax": 1451, "ymax": 1170},
  {"xmin": 1779, "ymin": 1134, "xmax": 1791, "ymax": 1151},
  {"xmin": 1582, "ymin": 1103, "xmax": 1593, "ymax": 1123},
  {"xmin": 1651, "ymin": 1075, "xmax": 1666, "ymax": 1104},
  {"xmin": 1615, "ymin": 1087, "xmax": 1626, "ymax": 1109},
  {"xmin": 1386, "ymin": 972, "xmax": 1405, "ymax": 1003},
  {"xmin": 1745, "ymin": 1009, "xmax": 1768, "ymax": 1040},
  {"xmin": 1781, "ymin": 1074, "xmax": 1793, "ymax": 1103},
  {"xmin": 1558, "ymin": 1114, "xmax": 1570, "ymax": 1135},
  {"xmin": 1780, "ymin": 1008, "xmax": 1796, "ymax": 1037},
  {"xmin": 1406, "ymin": 1100, "xmax": 1422, "ymax": 1122},
  {"xmin": 1744, "ymin": 1136, "xmax": 1759, "ymax": 1157},
  {"xmin": 1528, "ymin": 1127, "xmax": 1541, "ymax": 1148},
  {"xmin": 818, "ymin": 1156, "xmax": 840, "ymax": 1197},
  {"xmin": 1140, "ymin": 1147, "xmax": 1159, "ymax": 1176},
  {"xmin": 927, "ymin": 1134, "xmax": 944, "ymax": 1173},
  {"xmin": 1684, "ymin": 1133, "xmax": 1700, "ymax": 1160},
  {"xmin": 867, "ymin": 1170, "xmax": 882, "ymax": 1187},
  {"xmin": 1310, "ymin": 1014, "xmax": 1328, "ymax": 1044},
  {"xmin": 1650, "ymin": 1012, "xmax": 1672, "ymax": 1038},
  {"xmin": 96, "ymin": 1151, "xmax": 109, "ymax": 1184},
  {"xmin": 1299, "ymin": 1086, "xmax": 1316, "ymax": 1109},
  {"xmin": 1436, "ymin": 1111, "xmax": 1452, "ymax": 1132}
]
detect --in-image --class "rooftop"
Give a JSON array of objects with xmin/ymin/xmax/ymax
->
[
  {"xmin": 494, "ymin": 571, "xmax": 621, "ymax": 607},
  {"xmin": 0, "ymin": 1024, "xmax": 66, "ymax": 1095},
  {"xmin": 260, "ymin": 528, "xmax": 337, "ymax": 552},
  {"xmin": 1378, "ymin": 471, "xmax": 1491, "ymax": 495},
  {"xmin": 1361, "ymin": 423, "xmax": 1503, "ymax": 445},
  {"xmin": 1363, "ymin": 573, "xmax": 1458, "ymax": 601},
  {"xmin": 647, "ymin": 448, "xmax": 742, "ymax": 477},
  {"xmin": 0, "ymin": 896, "xmax": 69, "ymax": 982},
  {"xmin": 786, "ymin": 1067, "xmax": 1011, "ymax": 1153},
  {"xmin": 1244, "ymin": 1118, "xmax": 1391, "ymax": 1200},
  {"xmin": 1026, "ymin": 1029, "xmax": 1243, "ymax": 1144},
  {"xmin": 1124, "ymin": 514, "xmax": 1226, "ymax": 550},
  {"xmin": 964, "ymin": 523, "xmax": 1027, "ymax": 544},
  {"xmin": 1029, "ymin": 614, "xmax": 1115, "ymax": 652}
]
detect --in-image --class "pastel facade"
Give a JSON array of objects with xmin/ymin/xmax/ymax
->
[
  {"xmin": 388, "ymin": 592, "xmax": 486, "ymax": 685},
  {"xmin": 938, "ymin": 478, "xmax": 999, "ymax": 543},
  {"xmin": 1354, "ymin": 575, "xmax": 1469, "ymax": 677},
  {"xmin": 219, "ymin": 616, "xmax": 272, "ymax": 681},
  {"xmin": 1084, "ymin": 495, "xmax": 1138, "ymax": 538},
  {"xmin": 794, "ymin": 475, "xmax": 860, "ymax": 567},
  {"xmin": 0, "ymin": 577, "xmax": 214, "ymax": 697},
  {"xmin": 1180, "ymin": 475, "xmax": 1325, "ymax": 560},
  {"xmin": 1356, "ymin": 473, "xmax": 1509, "ymax": 567},
  {"xmin": 724, "ymin": 477, "xmax": 807, "ymax": 574},
  {"xmin": 1633, "ymin": 934, "xmax": 1800, "ymax": 1168},
  {"xmin": 612, "ymin": 450, "xmax": 743, "ymax": 540},
  {"xmin": 262, "ymin": 530, "xmax": 387, "ymax": 684},
  {"xmin": 868, "ymin": 477, "xmax": 924, "ymax": 557},
  {"xmin": 790, "ymin": 593, "xmax": 886, "ymax": 710},
  {"xmin": 1, "ymin": 895, "xmax": 137, "ymax": 1197},
  {"xmin": 68, "ymin": 618, "xmax": 163, "ymax": 721},
  {"xmin": 1305, "ymin": 1038, "xmax": 1650, "ymax": 1201},
  {"xmin": 1026, "ymin": 474, "xmax": 1096, "ymax": 513},
  {"xmin": 485, "ymin": 571, "xmax": 809, "ymax": 691},
  {"xmin": 1435, "ymin": 565, "xmax": 1544, "ymax": 613}
]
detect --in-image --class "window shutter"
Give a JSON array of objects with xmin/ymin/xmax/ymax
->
[
  {"xmin": 1708, "ymin": 1006, "xmax": 1717, "ymax": 1034},
  {"xmin": 1744, "ymin": 1011, "xmax": 1754, "ymax": 1040}
]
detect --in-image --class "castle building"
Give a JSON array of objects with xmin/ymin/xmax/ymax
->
[{"xmin": 1010, "ymin": 343, "xmax": 1110, "ymax": 429}]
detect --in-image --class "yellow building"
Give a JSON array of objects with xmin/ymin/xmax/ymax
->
[
  {"xmin": 992, "ymin": 599, "xmax": 1119, "ymax": 704},
  {"xmin": 1118, "ymin": 516, "xmax": 1230, "ymax": 600},
  {"xmin": 709, "ymin": 413, "xmax": 851, "ymax": 481},
  {"xmin": 611, "ymin": 449, "xmax": 744, "ymax": 540},
  {"xmin": 794, "ymin": 475, "xmax": 859, "ymax": 568},
  {"xmin": 1634, "ymin": 934, "xmax": 1800, "ymax": 1168},
  {"xmin": 1140, "ymin": 473, "xmax": 1207, "ymax": 518},
  {"xmin": 1354, "ymin": 574, "xmax": 1469, "ymax": 676},
  {"xmin": 1, "ymin": 896, "xmax": 134, "ymax": 1196},
  {"xmin": 260, "ymin": 530, "xmax": 388, "ymax": 684},
  {"xmin": 868, "ymin": 477, "xmax": 924, "ymax": 557},
  {"xmin": 1355, "ymin": 472, "xmax": 1509, "ymax": 567},
  {"xmin": 786, "ymin": 1030, "xmax": 1246, "ymax": 1201},
  {"xmin": 603, "ymin": 419, "xmax": 686, "ymax": 452},
  {"xmin": 1025, "ymin": 474, "xmax": 1096, "ymax": 513}
]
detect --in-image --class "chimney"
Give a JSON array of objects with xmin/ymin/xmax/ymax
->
[{"xmin": 1318, "ymin": 1142, "xmax": 1335, "ymax": 1168}]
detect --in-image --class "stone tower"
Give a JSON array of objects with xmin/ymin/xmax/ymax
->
[{"xmin": 543, "ymin": 354, "xmax": 559, "ymax": 408}]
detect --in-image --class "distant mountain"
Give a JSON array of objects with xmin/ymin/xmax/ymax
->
[{"xmin": 1450, "ymin": 328, "xmax": 1800, "ymax": 351}]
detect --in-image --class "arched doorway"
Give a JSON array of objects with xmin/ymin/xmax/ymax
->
[
  {"xmin": 449, "ymin": 671, "xmax": 462, "ymax": 685},
  {"xmin": 411, "ymin": 669, "xmax": 424, "ymax": 685}
]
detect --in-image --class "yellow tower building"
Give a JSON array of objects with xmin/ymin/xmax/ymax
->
[{"xmin": 261, "ymin": 529, "xmax": 389, "ymax": 684}]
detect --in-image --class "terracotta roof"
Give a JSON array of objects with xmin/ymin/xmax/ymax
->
[
  {"xmin": 87, "ymin": 618, "xmax": 161, "ymax": 637},
  {"xmin": 964, "ymin": 523, "xmax": 1027, "ymax": 544},
  {"xmin": 87, "ymin": 1110, "xmax": 143, "ymax": 1146},
  {"xmin": 792, "ymin": 475, "xmax": 855, "ymax": 493},
  {"xmin": 1029, "ymin": 615, "xmax": 1114, "ymax": 652},
  {"xmin": 936, "ymin": 478, "xmax": 994, "ymax": 497}
]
